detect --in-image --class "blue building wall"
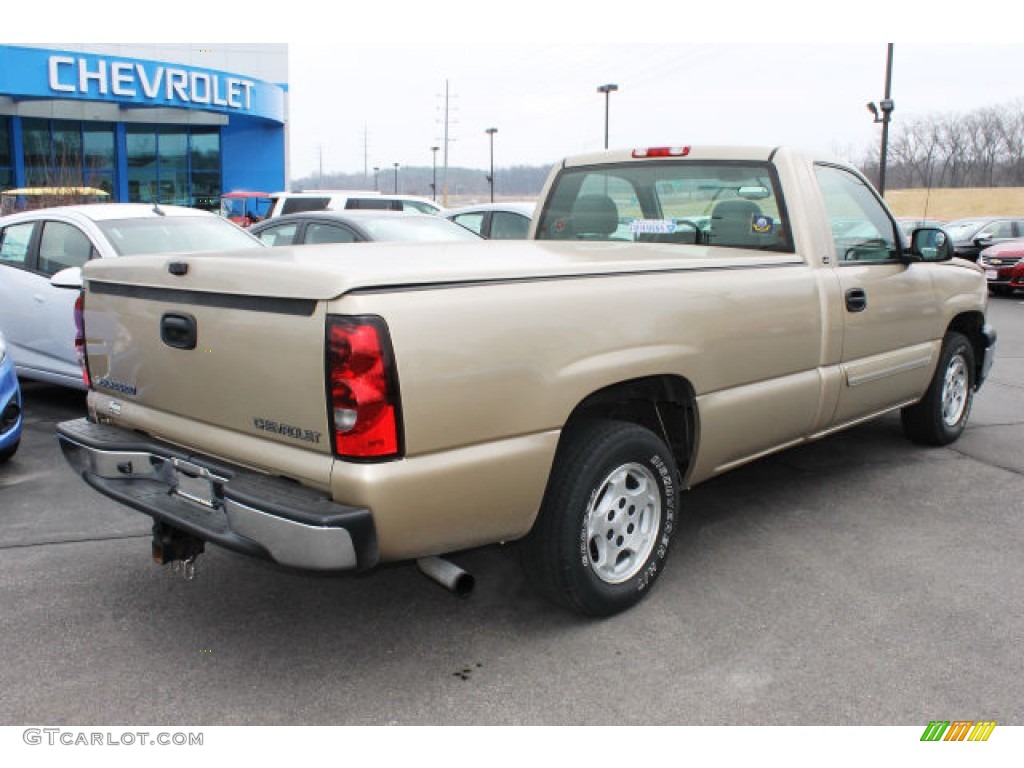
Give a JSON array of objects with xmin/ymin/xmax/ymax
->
[{"xmin": 222, "ymin": 116, "xmax": 286, "ymax": 194}]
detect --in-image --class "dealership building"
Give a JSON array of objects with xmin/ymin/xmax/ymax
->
[{"xmin": 0, "ymin": 44, "xmax": 288, "ymax": 210}]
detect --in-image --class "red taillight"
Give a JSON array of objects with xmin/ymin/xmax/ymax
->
[
  {"xmin": 74, "ymin": 292, "xmax": 90, "ymax": 388},
  {"xmin": 327, "ymin": 316, "xmax": 401, "ymax": 459},
  {"xmin": 632, "ymin": 146, "xmax": 691, "ymax": 158}
]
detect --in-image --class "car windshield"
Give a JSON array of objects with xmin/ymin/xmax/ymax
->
[
  {"xmin": 358, "ymin": 216, "xmax": 482, "ymax": 242},
  {"xmin": 96, "ymin": 216, "xmax": 263, "ymax": 256}
]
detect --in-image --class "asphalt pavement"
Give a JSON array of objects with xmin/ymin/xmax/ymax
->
[{"xmin": 1, "ymin": 297, "xmax": 1021, "ymax": 727}]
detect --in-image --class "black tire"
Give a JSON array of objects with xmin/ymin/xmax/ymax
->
[
  {"xmin": 521, "ymin": 419, "xmax": 680, "ymax": 617},
  {"xmin": 901, "ymin": 332, "xmax": 975, "ymax": 446},
  {"xmin": 0, "ymin": 439, "xmax": 18, "ymax": 463}
]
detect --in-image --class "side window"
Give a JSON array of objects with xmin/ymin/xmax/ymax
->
[
  {"xmin": 490, "ymin": 212, "xmax": 530, "ymax": 239},
  {"xmin": 815, "ymin": 164, "xmax": 899, "ymax": 263},
  {"xmin": 451, "ymin": 212, "xmax": 485, "ymax": 236},
  {"xmin": 402, "ymin": 200, "xmax": 437, "ymax": 214},
  {"xmin": 38, "ymin": 221, "xmax": 97, "ymax": 275},
  {"xmin": 979, "ymin": 220, "xmax": 1013, "ymax": 239},
  {"xmin": 346, "ymin": 198, "xmax": 398, "ymax": 211},
  {"xmin": 254, "ymin": 222, "xmax": 299, "ymax": 246},
  {"xmin": 304, "ymin": 223, "xmax": 358, "ymax": 244},
  {"xmin": 0, "ymin": 222, "xmax": 36, "ymax": 266},
  {"xmin": 281, "ymin": 197, "xmax": 329, "ymax": 215}
]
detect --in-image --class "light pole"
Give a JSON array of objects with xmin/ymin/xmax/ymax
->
[
  {"xmin": 393, "ymin": 162, "xmax": 399, "ymax": 194},
  {"xmin": 866, "ymin": 44, "xmax": 895, "ymax": 196},
  {"xmin": 485, "ymin": 128, "xmax": 498, "ymax": 203},
  {"xmin": 373, "ymin": 166, "xmax": 379, "ymax": 192},
  {"xmin": 430, "ymin": 146, "xmax": 439, "ymax": 201},
  {"xmin": 597, "ymin": 83, "xmax": 618, "ymax": 150}
]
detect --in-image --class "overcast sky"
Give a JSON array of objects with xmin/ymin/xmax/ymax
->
[
  {"xmin": 21, "ymin": 1, "xmax": 1024, "ymax": 184},
  {"xmin": 286, "ymin": 41, "xmax": 1024, "ymax": 181}
]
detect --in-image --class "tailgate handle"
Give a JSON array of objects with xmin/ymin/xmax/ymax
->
[{"xmin": 161, "ymin": 313, "xmax": 198, "ymax": 350}]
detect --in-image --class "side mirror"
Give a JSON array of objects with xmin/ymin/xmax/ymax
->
[
  {"xmin": 910, "ymin": 227, "xmax": 952, "ymax": 262},
  {"xmin": 50, "ymin": 266, "xmax": 83, "ymax": 289}
]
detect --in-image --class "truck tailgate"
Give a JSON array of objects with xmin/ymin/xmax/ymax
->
[{"xmin": 81, "ymin": 255, "xmax": 334, "ymax": 475}]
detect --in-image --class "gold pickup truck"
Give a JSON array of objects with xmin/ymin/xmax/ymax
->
[{"xmin": 57, "ymin": 146, "xmax": 996, "ymax": 616}]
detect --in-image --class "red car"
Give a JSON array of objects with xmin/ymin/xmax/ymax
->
[{"xmin": 979, "ymin": 239, "xmax": 1024, "ymax": 296}]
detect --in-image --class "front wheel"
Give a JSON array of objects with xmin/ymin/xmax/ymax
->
[
  {"xmin": 901, "ymin": 332, "xmax": 975, "ymax": 446},
  {"xmin": 0, "ymin": 439, "xmax": 18, "ymax": 463},
  {"xmin": 521, "ymin": 419, "xmax": 680, "ymax": 616}
]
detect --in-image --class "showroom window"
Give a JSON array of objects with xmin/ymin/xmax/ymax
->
[
  {"xmin": 127, "ymin": 125, "xmax": 221, "ymax": 207},
  {"xmin": 0, "ymin": 118, "xmax": 12, "ymax": 190},
  {"xmin": 22, "ymin": 118, "xmax": 115, "ymax": 193}
]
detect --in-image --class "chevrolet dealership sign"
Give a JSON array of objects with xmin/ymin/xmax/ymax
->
[{"xmin": 0, "ymin": 45, "xmax": 284, "ymax": 122}]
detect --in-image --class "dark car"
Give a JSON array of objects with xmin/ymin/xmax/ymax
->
[
  {"xmin": 249, "ymin": 210, "xmax": 482, "ymax": 246},
  {"xmin": 979, "ymin": 239, "xmax": 1024, "ymax": 295},
  {"xmin": 943, "ymin": 216, "xmax": 1024, "ymax": 262}
]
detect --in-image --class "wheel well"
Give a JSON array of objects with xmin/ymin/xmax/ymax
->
[
  {"xmin": 947, "ymin": 311, "xmax": 987, "ymax": 381},
  {"xmin": 565, "ymin": 375, "xmax": 697, "ymax": 481}
]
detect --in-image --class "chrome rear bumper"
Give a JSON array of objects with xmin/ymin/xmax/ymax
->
[{"xmin": 56, "ymin": 418, "xmax": 377, "ymax": 571}]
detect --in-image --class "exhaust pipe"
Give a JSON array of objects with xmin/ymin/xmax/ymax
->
[{"xmin": 417, "ymin": 556, "xmax": 474, "ymax": 598}]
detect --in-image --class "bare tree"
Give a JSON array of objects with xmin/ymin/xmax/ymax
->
[{"xmin": 874, "ymin": 101, "xmax": 1024, "ymax": 189}]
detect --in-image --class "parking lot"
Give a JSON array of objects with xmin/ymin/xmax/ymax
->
[{"xmin": 0, "ymin": 296, "xmax": 1021, "ymax": 727}]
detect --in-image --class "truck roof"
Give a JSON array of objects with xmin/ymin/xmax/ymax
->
[{"xmin": 558, "ymin": 145, "xmax": 837, "ymax": 168}]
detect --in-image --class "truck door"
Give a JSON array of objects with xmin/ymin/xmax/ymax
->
[{"xmin": 813, "ymin": 164, "xmax": 938, "ymax": 426}]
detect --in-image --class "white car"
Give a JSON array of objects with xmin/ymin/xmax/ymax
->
[
  {"xmin": 0, "ymin": 203, "xmax": 265, "ymax": 389},
  {"xmin": 267, "ymin": 191, "xmax": 444, "ymax": 218},
  {"xmin": 444, "ymin": 201, "xmax": 535, "ymax": 239}
]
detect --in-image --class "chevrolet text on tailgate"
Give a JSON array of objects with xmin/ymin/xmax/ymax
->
[{"xmin": 57, "ymin": 146, "xmax": 996, "ymax": 616}]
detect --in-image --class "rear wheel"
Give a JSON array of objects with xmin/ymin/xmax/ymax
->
[
  {"xmin": 521, "ymin": 419, "xmax": 679, "ymax": 616},
  {"xmin": 901, "ymin": 332, "xmax": 975, "ymax": 446}
]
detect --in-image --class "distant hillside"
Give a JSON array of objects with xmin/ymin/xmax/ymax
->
[{"xmin": 293, "ymin": 165, "xmax": 1024, "ymax": 220}]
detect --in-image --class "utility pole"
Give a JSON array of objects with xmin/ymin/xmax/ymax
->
[
  {"xmin": 597, "ymin": 84, "xmax": 618, "ymax": 150},
  {"xmin": 436, "ymin": 79, "xmax": 460, "ymax": 206},
  {"xmin": 443, "ymin": 80, "xmax": 450, "ymax": 206},
  {"xmin": 880, "ymin": 44, "xmax": 894, "ymax": 197},
  {"xmin": 486, "ymin": 127, "xmax": 497, "ymax": 203},
  {"xmin": 363, "ymin": 124, "xmax": 369, "ymax": 185},
  {"xmin": 867, "ymin": 45, "xmax": 895, "ymax": 196},
  {"xmin": 430, "ymin": 146, "xmax": 439, "ymax": 201}
]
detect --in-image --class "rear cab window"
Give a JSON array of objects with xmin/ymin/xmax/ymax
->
[{"xmin": 535, "ymin": 159, "xmax": 792, "ymax": 252}]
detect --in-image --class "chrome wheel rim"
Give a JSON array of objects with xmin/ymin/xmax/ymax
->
[
  {"xmin": 584, "ymin": 462, "xmax": 660, "ymax": 584},
  {"xmin": 941, "ymin": 351, "xmax": 969, "ymax": 427}
]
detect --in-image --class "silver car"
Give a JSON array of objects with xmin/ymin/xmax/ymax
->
[{"xmin": 0, "ymin": 203, "xmax": 265, "ymax": 389}]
